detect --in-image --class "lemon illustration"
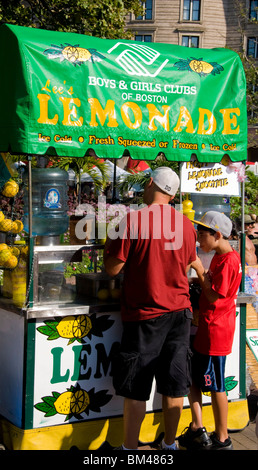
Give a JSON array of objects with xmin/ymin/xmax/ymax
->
[
  {"xmin": 54, "ymin": 391, "xmax": 74, "ymax": 415},
  {"xmin": 62, "ymin": 46, "xmax": 91, "ymax": 63},
  {"xmin": 2, "ymin": 180, "xmax": 19, "ymax": 197},
  {"xmin": 0, "ymin": 211, "xmax": 4, "ymax": 223},
  {"xmin": 54, "ymin": 389, "xmax": 90, "ymax": 415},
  {"xmin": 56, "ymin": 315, "xmax": 92, "ymax": 340},
  {"xmin": 70, "ymin": 389, "xmax": 90, "ymax": 414},
  {"xmin": 189, "ymin": 59, "xmax": 214, "ymax": 74},
  {"xmin": 174, "ymin": 57, "xmax": 224, "ymax": 77},
  {"xmin": 0, "ymin": 219, "xmax": 13, "ymax": 232},
  {"xmin": 72, "ymin": 315, "xmax": 92, "ymax": 338},
  {"xmin": 35, "ymin": 385, "xmax": 112, "ymax": 420}
]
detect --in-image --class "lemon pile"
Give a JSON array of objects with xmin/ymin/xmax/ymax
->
[
  {"xmin": 0, "ymin": 243, "xmax": 19, "ymax": 269},
  {"xmin": 2, "ymin": 179, "xmax": 19, "ymax": 198},
  {"xmin": 97, "ymin": 287, "xmax": 121, "ymax": 301},
  {"xmin": 0, "ymin": 242, "xmax": 28, "ymax": 269},
  {"xmin": 0, "ymin": 179, "xmax": 24, "ymax": 234}
]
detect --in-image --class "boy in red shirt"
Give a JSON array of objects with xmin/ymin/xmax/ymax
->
[{"xmin": 178, "ymin": 211, "xmax": 242, "ymax": 450}]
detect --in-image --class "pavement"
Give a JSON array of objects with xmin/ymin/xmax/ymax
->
[{"xmin": 139, "ymin": 392, "xmax": 258, "ymax": 451}]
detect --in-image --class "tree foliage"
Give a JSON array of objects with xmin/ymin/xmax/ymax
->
[{"xmin": 0, "ymin": 0, "xmax": 143, "ymax": 38}]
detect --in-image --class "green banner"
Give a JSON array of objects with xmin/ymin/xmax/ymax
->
[{"xmin": 0, "ymin": 23, "xmax": 247, "ymax": 162}]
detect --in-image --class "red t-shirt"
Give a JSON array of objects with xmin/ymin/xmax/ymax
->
[
  {"xmin": 107, "ymin": 204, "xmax": 197, "ymax": 321},
  {"xmin": 194, "ymin": 250, "xmax": 242, "ymax": 356}
]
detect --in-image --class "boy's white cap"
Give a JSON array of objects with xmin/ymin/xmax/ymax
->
[
  {"xmin": 152, "ymin": 166, "xmax": 179, "ymax": 196},
  {"xmin": 193, "ymin": 211, "xmax": 232, "ymax": 238}
]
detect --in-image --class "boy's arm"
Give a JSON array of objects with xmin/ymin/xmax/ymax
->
[{"xmin": 191, "ymin": 257, "xmax": 221, "ymax": 304}]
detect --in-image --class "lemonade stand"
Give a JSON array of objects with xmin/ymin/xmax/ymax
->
[{"xmin": 0, "ymin": 23, "xmax": 252, "ymax": 450}]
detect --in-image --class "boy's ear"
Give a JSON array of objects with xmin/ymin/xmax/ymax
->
[{"xmin": 215, "ymin": 231, "xmax": 222, "ymax": 240}]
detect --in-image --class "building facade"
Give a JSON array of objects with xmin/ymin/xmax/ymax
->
[{"xmin": 126, "ymin": 0, "xmax": 258, "ymax": 162}]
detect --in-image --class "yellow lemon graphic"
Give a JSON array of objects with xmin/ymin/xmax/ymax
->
[
  {"xmin": 56, "ymin": 315, "xmax": 92, "ymax": 339},
  {"xmin": 62, "ymin": 46, "xmax": 91, "ymax": 63},
  {"xmin": 2, "ymin": 180, "xmax": 19, "ymax": 197},
  {"xmin": 54, "ymin": 389, "xmax": 90, "ymax": 416},
  {"xmin": 0, "ymin": 211, "xmax": 4, "ymax": 223},
  {"xmin": 70, "ymin": 389, "xmax": 90, "ymax": 415},
  {"xmin": 189, "ymin": 60, "xmax": 214, "ymax": 75},
  {"xmin": 72, "ymin": 315, "xmax": 92, "ymax": 338},
  {"xmin": 54, "ymin": 391, "xmax": 74, "ymax": 415}
]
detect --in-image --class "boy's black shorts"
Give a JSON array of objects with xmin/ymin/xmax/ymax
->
[{"xmin": 112, "ymin": 309, "xmax": 193, "ymax": 401}]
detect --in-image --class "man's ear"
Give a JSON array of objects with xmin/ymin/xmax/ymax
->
[{"xmin": 148, "ymin": 177, "xmax": 153, "ymax": 187}]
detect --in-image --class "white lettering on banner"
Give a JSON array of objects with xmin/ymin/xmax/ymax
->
[{"xmin": 107, "ymin": 42, "xmax": 169, "ymax": 77}]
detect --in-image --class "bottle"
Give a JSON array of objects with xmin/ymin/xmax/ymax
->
[{"xmin": 23, "ymin": 168, "xmax": 69, "ymax": 236}]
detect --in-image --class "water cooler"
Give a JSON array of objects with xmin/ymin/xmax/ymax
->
[{"xmin": 23, "ymin": 167, "xmax": 69, "ymax": 243}]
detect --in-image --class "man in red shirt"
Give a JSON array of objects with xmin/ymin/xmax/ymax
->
[
  {"xmin": 104, "ymin": 167, "xmax": 197, "ymax": 450},
  {"xmin": 178, "ymin": 211, "xmax": 242, "ymax": 451}
]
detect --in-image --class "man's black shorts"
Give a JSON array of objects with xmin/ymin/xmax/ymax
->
[{"xmin": 112, "ymin": 309, "xmax": 193, "ymax": 401}]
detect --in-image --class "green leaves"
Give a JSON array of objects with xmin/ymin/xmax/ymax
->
[
  {"xmin": 37, "ymin": 321, "xmax": 60, "ymax": 341},
  {"xmin": 0, "ymin": 0, "xmax": 144, "ymax": 39}
]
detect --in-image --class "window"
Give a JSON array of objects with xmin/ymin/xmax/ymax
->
[
  {"xmin": 137, "ymin": 0, "xmax": 153, "ymax": 20},
  {"xmin": 247, "ymin": 37, "xmax": 258, "ymax": 57},
  {"xmin": 182, "ymin": 35, "xmax": 199, "ymax": 47},
  {"xmin": 250, "ymin": 0, "xmax": 258, "ymax": 20},
  {"xmin": 183, "ymin": 0, "xmax": 200, "ymax": 21},
  {"xmin": 135, "ymin": 34, "xmax": 152, "ymax": 42}
]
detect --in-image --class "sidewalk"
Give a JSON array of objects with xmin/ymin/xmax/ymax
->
[{"xmin": 139, "ymin": 393, "xmax": 258, "ymax": 451}]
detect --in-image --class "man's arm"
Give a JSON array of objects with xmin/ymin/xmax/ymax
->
[
  {"xmin": 103, "ymin": 237, "xmax": 125, "ymax": 277},
  {"xmin": 191, "ymin": 257, "xmax": 221, "ymax": 304}
]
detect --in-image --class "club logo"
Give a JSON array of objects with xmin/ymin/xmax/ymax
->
[{"xmin": 107, "ymin": 42, "xmax": 169, "ymax": 77}]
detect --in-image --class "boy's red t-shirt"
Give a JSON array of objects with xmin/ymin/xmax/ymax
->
[
  {"xmin": 107, "ymin": 205, "xmax": 197, "ymax": 322},
  {"xmin": 194, "ymin": 250, "xmax": 242, "ymax": 356}
]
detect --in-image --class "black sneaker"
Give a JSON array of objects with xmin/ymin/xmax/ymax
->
[
  {"xmin": 178, "ymin": 423, "xmax": 212, "ymax": 450},
  {"xmin": 209, "ymin": 432, "xmax": 233, "ymax": 450}
]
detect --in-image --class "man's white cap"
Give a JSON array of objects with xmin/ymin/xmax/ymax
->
[
  {"xmin": 193, "ymin": 211, "xmax": 232, "ymax": 238},
  {"xmin": 152, "ymin": 166, "xmax": 179, "ymax": 196}
]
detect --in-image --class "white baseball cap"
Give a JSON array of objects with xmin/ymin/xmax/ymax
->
[
  {"xmin": 193, "ymin": 211, "xmax": 232, "ymax": 238},
  {"xmin": 152, "ymin": 166, "xmax": 179, "ymax": 196}
]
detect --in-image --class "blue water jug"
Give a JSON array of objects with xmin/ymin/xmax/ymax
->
[{"xmin": 23, "ymin": 168, "xmax": 69, "ymax": 236}]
